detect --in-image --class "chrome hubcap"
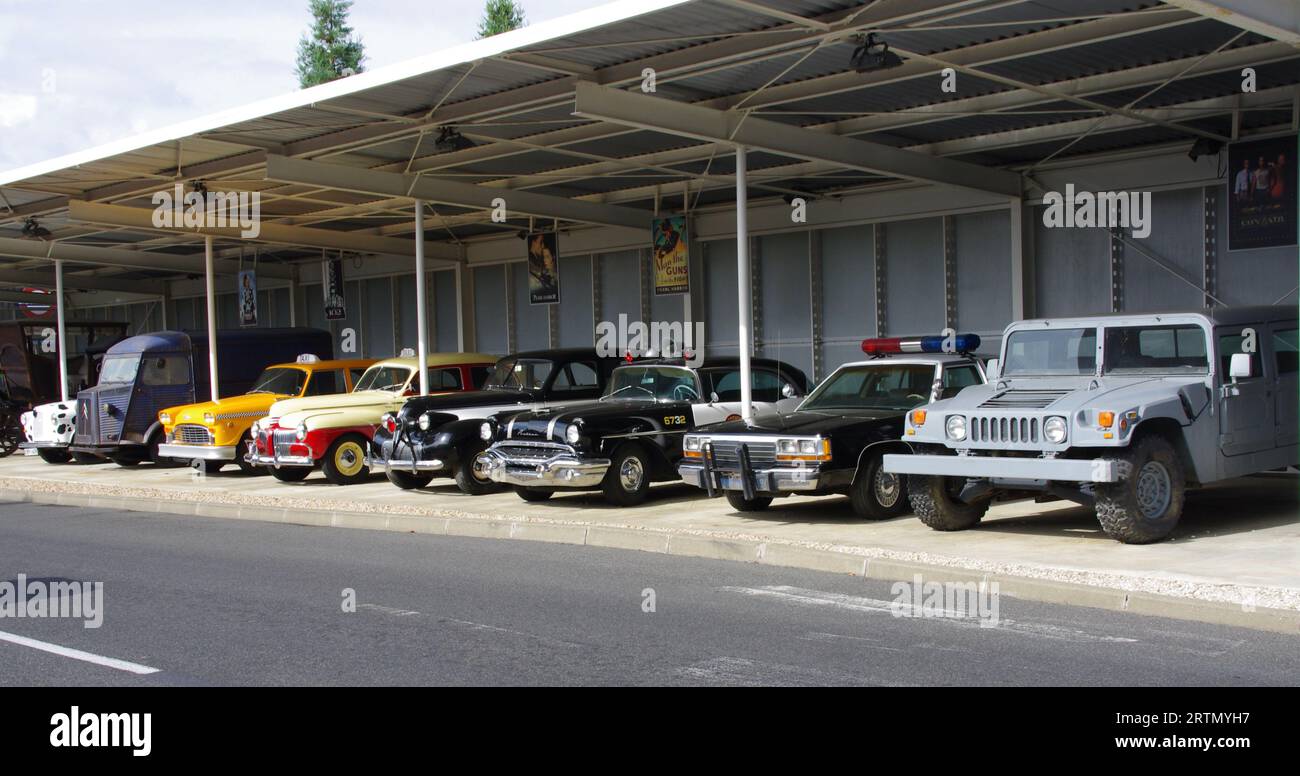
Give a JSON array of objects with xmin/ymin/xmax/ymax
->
[
  {"xmin": 873, "ymin": 469, "xmax": 901, "ymax": 508},
  {"xmin": 619, "ymin": 457, "xmax": 644, "ymax": 491},
  {"xmin": 1135, "ymin": 460, "xmax": 1172, "ymax": 519}
]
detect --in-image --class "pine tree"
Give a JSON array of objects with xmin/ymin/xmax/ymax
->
[
  {"xmin": 477, "ymin": 0, "xmax": 526, "ymax": 39},
  {"xmin": 295, "ymin": 0, "xmax": 366, "ymax": 88}
]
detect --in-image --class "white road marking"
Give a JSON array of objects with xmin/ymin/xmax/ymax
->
[
  {"xmin": 722, "ymin": 585, "xmax": 1138, "ymax": 643},
  {"xmin": 358, "ymin": 603, "xmax": 421, "ymax": 617},
  {"xmin": 0, "ymin": 629, "xmax": 160, "ymax": 675}
]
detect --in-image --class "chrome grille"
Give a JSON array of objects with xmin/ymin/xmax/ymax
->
[
  {"xmin": 979, "ymin": 389, "xmax": 1071, "ymax": 409},
  {"xmin": 174, "ymin": 425, "xmax": 212, "ymax": 445},
  {"xmin": 495, "ymin": 442, "xmax": 573, "ymax": 467},
  {"xmin": 272, "ymin": 429, "xmax": 298, "ymax": 457},
  {"xmin": 705, "ymin": 440, "xmax": 777, "ymax": 471},
  {"xmin": 968, "ymin": 415, "xmax": 1039, "ymax": 444}
]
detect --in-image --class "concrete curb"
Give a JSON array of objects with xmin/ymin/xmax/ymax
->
[{"xmin": 2, "ymin": 486, "xmax": 1297, "ymax": 635}]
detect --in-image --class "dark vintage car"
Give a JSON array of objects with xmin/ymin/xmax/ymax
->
[
  {"xmin": 678, "ymin": 337, "xmax": 987, "ymax": 518},
  {"xmin": 475, "ymin": 357, "xmax": 812, "ymax": 506},
  {"xmin": 368, "ymin": 348, "xmax": 623, "ymax": 493}
]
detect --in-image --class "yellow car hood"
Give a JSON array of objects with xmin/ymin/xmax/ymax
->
[
  {"xmin": 165, "ymin": 393, "xmax": 286, "ymax": 426},
  {"xmin": 269, "ymin": 390, "xmax": 405, "ymax": 428}
]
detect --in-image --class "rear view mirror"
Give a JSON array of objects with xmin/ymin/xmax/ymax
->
[
  {"xmin": 985, "ymin": 359, "xmax": 1000, "ymax": 380},
  {"xmin": 1229, "ymin": 352, "xmax": 1252, "ymax": 382}
]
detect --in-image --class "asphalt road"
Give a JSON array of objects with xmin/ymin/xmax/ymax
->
[{"xmin": 1, "ymin": 502, "xmax": 1297, "ymax": 686}]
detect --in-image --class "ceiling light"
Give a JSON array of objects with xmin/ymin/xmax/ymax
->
[
  {"xmin": 850, "ymin": 34, "xmax": 903, "ymax": 73},
  {"xmin": 434, "ymin": 126, "xmax": 476, "ymax": 152},
  {"xmin": 1188, "ymin": 137, "xmax": 1223, "ymax": 162},
  {"xmin": 20, "ymin": 218, "xmax": 52, "ymax": 240}
]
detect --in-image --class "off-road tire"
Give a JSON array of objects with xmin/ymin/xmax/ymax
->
[
  {"xmin": 724, "ymin": 491, "xmax": 772, "ymax": 512},
  {"xmin": 322, "ymin": 433, "xmax": 371, "ymax": 486},
  {"xmin": 601, "ymin": 444, "xmax": 652, "ymax": 506},
  {"xmin": 1094, "ymin": 435, "xmax": 1186, "ymax": 544},
  {"xmin": 850, "ymin": 454, "xmax": 910, "ymax": 520},
  {"xmin": 37, "ymin": 448, "xmax": 72, "ymax": 464},
  {"xmin": 387, "ymin": 468, "xmax": 434, "ymax": 490},
  {"xmin": 270, "ymin": 466, "xmax": 311, "ymax": 482},
  {"xmin": 909, "ymin": 474, "xmax": 989, "ymax": 531},
  {"xmin": 515, "ymin": 487, "xmax": 554, "ymax": 502}
]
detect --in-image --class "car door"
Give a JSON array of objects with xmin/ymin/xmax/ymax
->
[
  {"xmin": 1270, "ymin": 323, "xmax": 1298, "ymax": 449},
  {"xmin": 692, "ymin": 367, "xmax": 746, "ymax": 425},
  {"xmin": 547, "ymin": 360, "xmax": 604, "ymax": 404},
  {"xmin": 1216, "ymin": 325, "xmax": 1274, "ymax": 457}
]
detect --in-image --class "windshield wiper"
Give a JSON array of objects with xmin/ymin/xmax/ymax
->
[{"xmin": 601, "ymin": 385, "xmax": 654, "ymax": 401}]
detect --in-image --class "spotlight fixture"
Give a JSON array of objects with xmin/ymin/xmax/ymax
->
[
  {"xmin": 849, "ymin": 33, "xmax": 903, "ymax": 73},
  {"xmin": 434, "ymin": 126, "xmax": 476, "ymax": 152},
  {"xmin": 1188, "ymin": 137, "xmax": 1224, "ymax": 162},
  {"xmin": 20, "ymin": 217, "xmax": 52, "ymax": 240},
  {"xmin": 190, "ymin": 180, "xmax": 208, "ymax": 197}
]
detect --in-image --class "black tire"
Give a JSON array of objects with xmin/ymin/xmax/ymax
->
[
  {"xmin": 147, "ymin": 434, "xmax": 184, "ymax": 468},
  {"xmin": 37, "ymin": 448, "xmax": 72, "ymax": 464},
  {"xmin": 270, "ymin": 466, "xmax": 311, "ymax": 483},
  {"xmin": 850, "ymin": 454, "xmax": 910, "ymax": 520},
  {"xmin": 387, "ymin": 468, "xmax": 434, "ymax": 490},
  {"xmin": 71, "ymin": 452, "xmax": 103, "ymax": 465},
  {"xmin": 515, "ymin": 487, "xmax": 554, "ymax": 502},
  {"xmin": 321, "ymin": 433, "xmax": 371, "ymax": 486},
  {"xmin": 725, "ymin": 491, "xmax": 772, "ymax": 512},
  {"xmin": 601, "ymin": 444, "xmax": 652, "ymax": 506},
  {"xmin": 234, "ymin": 433, "xmax": 264, "ymax": 475},
  {"xmin": 454, "ymin": 451, "xmax": 499, "ymax": 495},
  {"xmin": 1094, "ymin": 435, "xmax": 1186, "ymax": 544},
  {"xmin": 110, "ymin": 454, "xmax": 141, "ymax": 468},
  {"xmin": 0, "ymin": 419, "xmax": 20, "ymax": 457},
  {"xmin": 909, "ymin": 474, "xmax": 989, "ymax": 531}
]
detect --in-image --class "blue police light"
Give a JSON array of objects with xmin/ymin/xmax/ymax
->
[
  {"xmin": 863, "ymin": 333, "xmax": 980, "ymax": 355},
  {"xmin": 917, "ymin": 334, "xmax": 980, "ymax": 353}
]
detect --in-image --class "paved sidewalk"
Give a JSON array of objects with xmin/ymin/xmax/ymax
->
[{"xmin": 1, "ymin": 454, "xmax": 1297, "ymax": 631}]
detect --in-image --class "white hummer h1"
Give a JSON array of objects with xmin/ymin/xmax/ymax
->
[{"xmin": 883, "ymin": 306, "xmax": 1297, "ymax": 543}]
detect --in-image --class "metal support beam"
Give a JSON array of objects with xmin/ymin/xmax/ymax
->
[
  {"xmin": 1009, "ymin": 201, "xmax": 1027, "ymax": 321},
  {"xmin": 204, "ymin": 235, "xmax": 219, "ymax": 401},
  {"xmin": 0, "ymin": 290, "xmax": 61, "ymax": 304},
  {"xmin": 874, "ymin": 223, "xmax": 887, "ymax": 337},
  {"xmin": 0, "ymin": 235, "xmax": 293, "ymax": 279},
  {"xmin": 573, "ymin": 85, "xmax": 1022, "ymax": 198},
  {"xmin": 1110, "ymin": 228, "xmax": 1125, "ymax": 313},
  {"xmin": 942, "ymin": 216, "xmax": 957, "ymax": 330},
  {"xmin": 1204, "ymin": 186, "xmax": 1220, "ymax": 307},
  {"xmin": 55, "ymin": 259, "xmax": 68, "ymax": 402},
  {"xmin": 1162, "ymin": 0, "xmax": 1300, "ymax": 46},
  {"xmin": 66, "ymin": 200, "xmax": 455, "ymax": 264},
  {"xmin": 736, "ymin": 146, "xmax": 753, "ymax": 421},
  {"xmin": 264, "ymin": 154, "xmax": 653, "ymax": 232},
  {"xmin": 414, "ymin": 200, "xmax": 430, "ymax": 395},
  {"xmin": 0, "ymin": 267, "xmax": 165, "ymax": 295}
]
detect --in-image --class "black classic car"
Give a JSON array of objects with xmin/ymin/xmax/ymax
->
[
  {"xmin": 368, "ymin": 349, "xmax": 623, "ymax": 493},
  {"xmin": 475, "ymin": 357, "xmax": 812, "ymax": 505},
  {"xmin": 678, "ymin": 341, "xmax": 987, "ymax": 518}
]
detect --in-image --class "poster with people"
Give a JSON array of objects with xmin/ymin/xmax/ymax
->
[
  {"xmin": 1228, "ymin": 135, "xmax": 1296, "ymax": 251},
  {"xmin": 652, "ymin": 215, "xmax": 690, "ymax": 296},
  {"xmin": 238, "ymin": 270, "xmax": 258, "ymax": 327},
  {"xmin": 324, "ymin": 258, "xmax": 347, "ymax": 320},
  {"xmin": 527, "ymin": 231, "xmax": 560, "ymax": 305}
]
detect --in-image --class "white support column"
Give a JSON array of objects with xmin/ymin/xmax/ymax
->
[
  {"xmin": 736, "ymin": 146, "xmax": 753, "ymax": 421},
  {"xmin": 204, "ymin": 235, "xmax": 219, "ymax": 401},
  {"xmin": 54, "ymin": 259, "xmax": 68, "ymax": 402},
  {"xmin": 414, "ymin": 200, "xmax": 430, "ymax": 396}
]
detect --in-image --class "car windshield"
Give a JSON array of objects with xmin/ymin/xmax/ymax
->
[
  {"xmin": 248, "ymin": 367, "xmax": 308, "ymax": 395},
  {"xmin": 601, "ymin": 365, "xmax": 700, "ymax": 403},
  {"xmin": 486, "ymin": 358, "xmax": 553, "ymax": 390},
  {"xmin": 800, "ymin": 364, "xmax": 937, "ymax": 411},
  {"xmin": 1002, "ymin": 328, "xmax": 1097, "ymax": 376},
  {"xmin": 353, "ymin": 365, "xmax": 413, "ymax": 392},
  {"xmin": 1103, "ymin": 324, "xmax": 1209, "ymax": 375},
  {"xmin": 98, "ymin": 354, "xmax": 142, "ymax": 385}
]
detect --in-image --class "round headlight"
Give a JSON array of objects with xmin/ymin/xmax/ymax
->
[
  {"xmin": 418, "ymin": 413, "xmax": 432, "ymax": 432},
  {"xmin": 295, "ymin": 422, "xmax": 308, "ymax": 442},
  {"xmin": 203, "ymin": 412, "xmax": 215, "ymax": 425},
  {"xmin": 479, "ymin": 421, "xmax": 493, "ymax": 441},
  {"xmin": 1044, "ymin": 416, "xmax": 1067, "ymax": 444},
  {"xmin": 945, "ymin": 415, "xmax": 966, "ymax": 441},
  {"xmin": 159, "ymin": 413, "xmax": 171, "ymax": 425},
  {"xmin": 565, "ymin": 424, "xmax": 581, "ymax": 445}
]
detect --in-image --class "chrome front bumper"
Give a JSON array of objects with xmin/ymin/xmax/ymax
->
[
  {"xmin": 678, "ymin": 461, "xmax": 821, "ymax": 493},
  {"xmin": 245, "ymin": 451, "xmax": 315, "ymax": 468},
  {"xmin": 882, "ymin": 453, "xmax": 1119, "ymax": 483},
  {"xmin": 19, "ymin": 440, "xmax": 70, "ymax": 450},
  {"xmin": 365, "ymin": 454, "xmax": 448, "ymax": 474},
  {"xmin": 476, "ymin": 446, "xmax": 609, "ymax": 488},
  {"xmin": 158, "ymin": 443, "xmax": 238, "ymax": 461}
]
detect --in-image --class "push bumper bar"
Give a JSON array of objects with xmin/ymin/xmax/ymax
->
[{"xmin": 882, "ymin": 453, "xmax": 1119, "ymax": 482}]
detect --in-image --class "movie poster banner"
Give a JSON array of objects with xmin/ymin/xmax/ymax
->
[
  {"xmin": 324, "ymin": 258, "xmax": 347, "ymax": 320},
  {"xmin": 1228, "ymin": 134, "xmax": 1297, "ymax": 251},
  {"xmin": 527, "ymin": 231, "xmax": 560, "ymax": 305},
  {"xmin": 652, "ymin": 215, "xmax": 690, "ymax": 296},
  {"xmin": 238, "ymin": 270, "xmax": 258, "ymax": 327}
]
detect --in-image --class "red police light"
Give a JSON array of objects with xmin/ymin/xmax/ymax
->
[{"xmin": 861, "ymin": 337, "xmax": 903, "ymax": 355}]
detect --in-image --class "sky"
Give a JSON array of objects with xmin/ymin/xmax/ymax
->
[{"xmin": 0, "ymin": 0, "xmax": 604, "ymax": 174}]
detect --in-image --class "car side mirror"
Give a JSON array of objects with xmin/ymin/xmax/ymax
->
[
  {"xmin": 985, "ymin": 359, "xmax": 1000, "ymax": 380},
  {"xmin": 709, "ymin": 391, "xmax": 720, "ymax": 404},
  {"xmin": 781, "ymin": 384, "xmax": 796, "ymax": 399},
  {"xmin": 1228, "ymin": 353, "xmax": 1252, "ymax": 382}
]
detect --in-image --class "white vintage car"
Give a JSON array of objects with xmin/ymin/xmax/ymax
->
[{"xmin": 19, "ymin": 400, "xmax": 84, "ymax": 463}]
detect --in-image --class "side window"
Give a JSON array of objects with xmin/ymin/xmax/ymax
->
[
  {"xmin": 751, "ymin": 370, "xmax": 781, "ymax": 402},
  {"xmin": 1273, "ymin": 327, "xmax": 1298, "ymax": 376},
  {"xmin": 430, "ymin": 368, "xmax": 463, "ymax": 391},
  {"xmin": 140, "ymin": 355, "xmax": 189, "ymax": 386},
  {"xmin": 707, "ymin": 369, "xmax": 743, "ymax": 401},
  {"xmin": 552, "ymin": 361, "xmax": 600, "ymax": 391},
  {"xmin": 470, "ymin": 366, "xmax": 492, "ymax": 389},
  {"xmin": 940, "ymin": 365, "xmax": 981, "ymax": 399},
  {"xmin": 305, "ymin": 370, "xmax": 340, "ymax": 396},
  {"xmin": 1217, "ymin": 328, "xmax": 1264, "ymax": 379}
]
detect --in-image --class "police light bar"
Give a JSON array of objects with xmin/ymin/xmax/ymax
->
[{"xmin": 861, "ymin": 333, "xmax": 980, "ymax": 355}]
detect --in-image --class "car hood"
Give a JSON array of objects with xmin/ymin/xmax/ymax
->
[
  {"xmin": 935, "ymin": 375, "xmax": 1208, "ymax": 415},
  {"xmin": 501, "ymin": 398, "xmax": 677, "ymax": 440},
  {"xmin": 163, "ymin": 393, "xmax": 287, "ymax": 426},
  {"xmin": 399, "ymin": 388, "xmax": 544, "ymax": 419},
  {"xmin": 698, "ymin": 407, "xmax": 905, "ymax": 436}
]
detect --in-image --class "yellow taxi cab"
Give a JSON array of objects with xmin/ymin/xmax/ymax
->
[{"xmin": 157, "ymin": 355, "xmax": 376, "ymax": 473}]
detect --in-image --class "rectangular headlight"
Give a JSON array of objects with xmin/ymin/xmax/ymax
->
[{"xmin": 776, "ymin": 437, "xmax": 830, "ymax": 462}]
